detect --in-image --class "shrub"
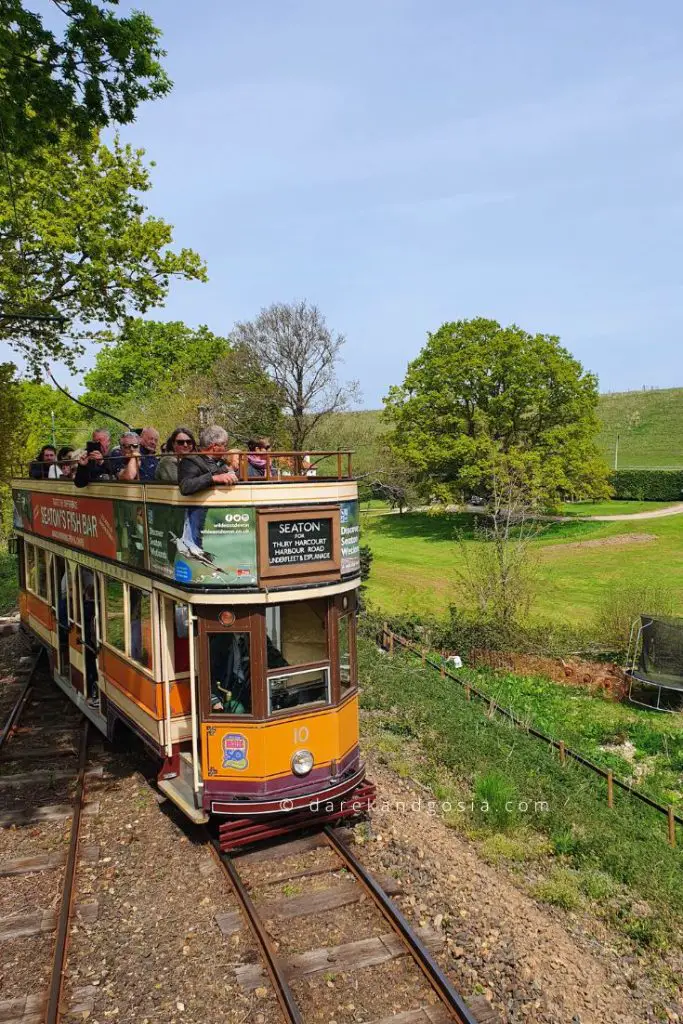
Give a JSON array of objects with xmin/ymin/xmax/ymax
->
[
  {"xmin": 611, "ymin": 470, "xmax": 683, "ymax": 501},
  {"xmin": 534, "ymin": 868, "xmax": 583, "ymax": 910},
  {"xmin": 595, "ymin": 582, "xmax": 678, "ymax": 653}
]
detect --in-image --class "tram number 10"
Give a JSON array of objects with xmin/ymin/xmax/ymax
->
[{"xmin": 293, "ymin": 726, "xmax": 309, "ymax": 745}]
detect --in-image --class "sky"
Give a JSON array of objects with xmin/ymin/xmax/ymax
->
[{"xmin": 9, "ymin": 0, "xmax": 683, "ymax": 406}]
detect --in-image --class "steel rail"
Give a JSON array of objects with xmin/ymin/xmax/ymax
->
[
  {"xmin": 0, "ymin": 649, "xmax": 42, "ymax": 751},
  {"xmin": 323, "ymin": 826, "xmax": 480, "ymax": 1024},
  {"xmin": 46, "ymin": 720, "xmax": 90, "ymax": 1024},
  {"xmin": 208, "ymin": 836, "xmax": 304, "ymax": 1024}
]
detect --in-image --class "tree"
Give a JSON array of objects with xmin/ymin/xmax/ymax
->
[
  {"xmin": 231, "ymin": 300, "xmax": 360, "ymax": 449},
  {"xmin": 0, "ymin": 133, "xmax": 206, "ymax": 370},
  {"xmin": 17, "ymin": 379, "xmax": 88, "ymax": 458},
  {"xmin": 202, "ymin": 345, "xmax": 285, "ymax": 444},
  {"xmin": 0, "ymin": 363, "xmax": 27, "ymax": 540},
  {"xmin": 83, "ymin": 319, "xmax": 229, "ymax": 413},
  {"xmin": 384, "ymin": 318, "xmax": 610, "ymax": 508},
  {"xmin": 0, "ymin": 0, "xmax": 170, "ymax": 154},
  {"xmin": 454, "ymin": 467, "xmax": 543, "ymax": 631}
]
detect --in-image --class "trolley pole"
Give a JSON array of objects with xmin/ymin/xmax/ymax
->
[{"xmin": 51, "ymin": 410, "xmax": 56, "ymax": 448}]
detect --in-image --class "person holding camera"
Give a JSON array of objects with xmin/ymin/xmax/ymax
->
[{"xmin": 74, "ymin": 428, "xmax": 112, "ymax": 487}]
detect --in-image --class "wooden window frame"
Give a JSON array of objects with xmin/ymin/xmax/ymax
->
[
  {"xmin": 101, "ymin": 575, "xmax": 155, "ymax": 678},
  {"xmin": 197, "ymin": 607, "xmax": 265, "ymax": 721}
]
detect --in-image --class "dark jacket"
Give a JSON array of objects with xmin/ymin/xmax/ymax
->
[
  {"xmin": 29, "ymin": 461, "xmax": 50, "ymax": 480},
  {"xmin": 178, "ymin": 453, "xmax": 229, "ymax": 496},
  {"xmin": 74, "ymin": 457, "xmax": 113, "ymax": 488}
]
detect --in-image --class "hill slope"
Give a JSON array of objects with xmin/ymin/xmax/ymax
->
[
  {"xmin": 329, "ymin": 387, "xmax": 683, "ymax": 471},
  {"xmin": 596, "ymin": 388, "xmax": 683, "ymax": 469}
]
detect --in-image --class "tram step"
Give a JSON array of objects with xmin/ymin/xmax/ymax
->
[{"xmin": 157, "ymin": 773, "xmax": 208, "ymax": 825}]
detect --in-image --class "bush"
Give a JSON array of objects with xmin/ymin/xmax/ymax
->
[
  {"xmin": 595, "ymin": 582, "xmax": 678, "ymax": 652},
  {"xmin": 611, "ymin": 470, "xmax": 683, "ymax": 501}
]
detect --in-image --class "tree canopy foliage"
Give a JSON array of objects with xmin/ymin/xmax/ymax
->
[
  {"xmin": 0, "ymin": 0, "xmax": 171, "ymax": 154},
  {"xmin": 231, "ymin": 300, "xmax": 360, "ymax": 449},
  {"xmin": 0, "ymin": 133, "xmax": 206, "ymax": 369},
  {"xmin": 384, "ymin": 317, "xmax": 610, "ymax": 506},
  {"xmin": 82, "ymin": 319, "xmax": 229, "ymax": 413}
]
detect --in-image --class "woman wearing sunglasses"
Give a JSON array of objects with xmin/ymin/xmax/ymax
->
[{"xmin": 155, "ymin": 427, "xmax": 197, "ymax": 483}]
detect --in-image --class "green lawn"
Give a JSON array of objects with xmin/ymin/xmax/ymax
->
[
  {"xmin": 362, "ymin": 510, "xmax": 683, "ymax": 622},
  {"xmin": 560, "ymin": 500, "xmax": 678, "ymax": 517},
  {"xmin": 597, "ymin": 387, "xmax": 683, "ymax": 469}
]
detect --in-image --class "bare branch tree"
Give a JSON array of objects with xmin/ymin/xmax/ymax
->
[{"xmin": 230, "ymin": 300, "xmax": 360, "ymax": 449}]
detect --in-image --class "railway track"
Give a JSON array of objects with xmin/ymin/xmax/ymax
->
[
  {"xmin": 209, "ymin": 824, "xmax": 492, "ymax": 1024},
  {"xmin": 0, "ymin": 644, "xmax": 100, "ymax": 1023}
]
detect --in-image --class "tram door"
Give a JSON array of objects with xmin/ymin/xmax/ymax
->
[
  {"xmin": 52, "ymin": 555, "xmax": 69, "ymax": 676},
  {"xmin": 73, "ymin": 566, "xmax": 100, "ymax": 700}
]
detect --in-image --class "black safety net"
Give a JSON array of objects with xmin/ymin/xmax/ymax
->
[{"xmin": 637, "ymin": 615, "xmax": 683, "ymax": 691}]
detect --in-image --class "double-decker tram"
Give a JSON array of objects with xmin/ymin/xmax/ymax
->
[{"xmin": 10, "ymin": 451, "xmax": 373, "ymax": 850}]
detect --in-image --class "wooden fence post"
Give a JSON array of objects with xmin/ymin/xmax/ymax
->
[
  {"xmin": 421, "ymin": 648, "xmax": 426, "ymax": 667},
  {"xmin": 668, "ymin": 806, "xmax": 676, "ymax": 848},
  {"xmin": 607, "ymin": 769, "xmax": 614, "ymax": 809},
  {"xmin": 559, "ymin": 741, "xmax": 566, "ymax": 766},
  {"xmin": 382, "ymin": 622, "xmax": 388, "ymax": 649},
  {"xmin": 388, "ymin": 632, "xmax": 394, "ymax": 658},
  {"xmin": 465, "ymin": 684, "xmax": 471, "ymax": 701},
  {"xmin": 440, "ymin": 663, "xmax": 445, "ymax": 679},
  {"xmin": 488, "ymin": 698, "xmax": 495, "ymax": 718}
]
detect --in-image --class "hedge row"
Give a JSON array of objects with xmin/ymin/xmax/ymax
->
[{"xmin": 610, "ymin": 470, "xmax": 683, "ymax": 501}]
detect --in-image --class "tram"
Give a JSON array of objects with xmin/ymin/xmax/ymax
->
[{"xmin": 10, "ymin": 451, "xmax": 373, "ymax": 849}]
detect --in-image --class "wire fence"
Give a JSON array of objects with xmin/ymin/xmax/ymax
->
[{"xmin": 381, "ymin": 626, "xmax": 681, "ymax": 848}]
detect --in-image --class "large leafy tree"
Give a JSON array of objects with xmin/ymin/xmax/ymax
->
[
  {"xmin": 384, "ymin": 318, "xmax": 610, "ymax": 506},
  {"xmin": 82, "ymin": 319, "xmax": 230, "ymax": 413},
  {"xmin": 0, "ymin": 0, "xmax": 170, "ymax": 154},
  {"xmin": 0, "ymin": 133, "xmax": 206, "ymax": 369}
]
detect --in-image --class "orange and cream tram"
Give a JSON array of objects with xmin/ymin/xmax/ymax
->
[{"xmin": 10, "ymin": 452, "xmax": 373, "ymax": 849}]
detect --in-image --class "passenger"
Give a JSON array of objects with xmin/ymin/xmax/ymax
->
[
  {"xmin": 111, "ymin": 432, "xmax": 143, "ymax": 481},
  {"xmin": 178, "ymin": 426, "xmax": 238, "ymax": 495},
  {"xmin": 177, "ymin": 426, "xmax": 238, "ymax": 561},
  {"xmin": 29, "ymin": 445, "xmax": 57, "ymax": 479},
  {"xmin": 74, "ymin": 429, "xmax": 112, "ymax": 487},
  {"xmin": 138, "ymin": 427, "xmax": 160, "ymax": 481},
  {"xmin": 246, "ymin": 437, "xmax": 271, "ymax": 478},
  {"xmin": 49, "ymin": 446, "xmax": 75, "ymax": 480},
  {"xmin": 155, "ymin": 427, "xmax": 197, "ymax": 484}
]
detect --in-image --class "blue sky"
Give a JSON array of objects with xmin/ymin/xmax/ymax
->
[{"xmin": 13, "ymin": 0, "xmax": 683, "ymax": 405}]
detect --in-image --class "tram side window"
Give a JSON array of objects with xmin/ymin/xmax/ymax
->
[
  {"xmin": 209, "ymin": 633, "xmax": 251, "ymax": 714},
  {"xmin": 129, "ymin": 586, "xmax": 152, "ymax": 670},
  {"xmin": 26, "ymin": 544, "xmax": 37, "ymax": 593},
  {"xmin": 104, "ymin": 578, "xmax": 126, "ymax": 654},
  {"xmin": 266, "ymin": 600, "xmax": 329, "ymax": 713},
  {"xmin": 70, "ymin": 564, "xmax": 81, "ymax": 627},
  {"xmin": 339, "ymin": 613, "xmax": 355, "ymax": 695},
  {"xmin": 36, "ymin": 549, "xmax": 49, "ymax": 602}
]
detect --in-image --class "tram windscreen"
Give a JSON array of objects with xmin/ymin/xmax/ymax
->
[
  {"xmin": 266, "ymin": 601, "xmax": 329, "ymax": 712},
  {"xmin": 208, "ymin": 633, "xmax": 251, "ymax": 715}
]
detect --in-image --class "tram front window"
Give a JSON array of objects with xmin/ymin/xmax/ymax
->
[
  {"xmin": 209, "ymin": 633, "xmax": 251, "ymax": 715},
  {"xmin": 266, "ymin": 601, "xmax": 329, "ymax": 713}
]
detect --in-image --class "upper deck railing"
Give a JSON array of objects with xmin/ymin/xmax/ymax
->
[{"xmin": 12, "ymin": 450, "xmax": 355, "ymax": 483}]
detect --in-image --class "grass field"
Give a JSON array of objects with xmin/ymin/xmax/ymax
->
[
  {"xmin": 359, "ymin": 638, "xmax": 683, "ymax": 949},
  {"xmin": 362, "ymin": 509, "xmax": 683, "ymax": 622}
]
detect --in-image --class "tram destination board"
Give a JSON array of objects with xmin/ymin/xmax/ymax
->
[
  {"xmin": 257, "ymin": 506, "xmax": 341, "ymax": 583},
  {"xmin": 267, "ymin": 516, "xmax": 332, "ymax": 566}
]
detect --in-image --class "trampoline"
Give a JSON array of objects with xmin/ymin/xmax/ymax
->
[{"xmin": 626, "ymin": 615, "xmax": 683, "ymax": 712}]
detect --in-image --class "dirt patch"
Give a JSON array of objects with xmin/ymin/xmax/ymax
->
[
  {"xmin": 467, "ymin": 650, "xmax": 628, "ymax": 699},
  {"xmin": 542, "ymin": 532, "xmax": 657, "ymax": 552}
]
